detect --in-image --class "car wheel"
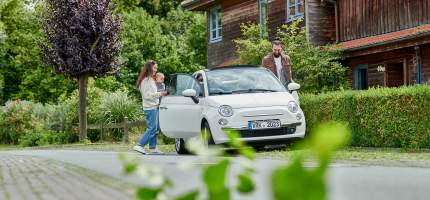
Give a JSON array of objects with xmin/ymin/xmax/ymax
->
[
  {"xmin": 175, "ymin": 138, "xmax": 189, "ymax": 155},
  {"xmin": 202, "ymin": 122, "xmax": 215, "ymax": 146}
]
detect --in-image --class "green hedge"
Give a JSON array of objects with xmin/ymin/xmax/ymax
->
[{"xmin": 300, "ymin": 85, "xmax": 430, "ymax": 149}]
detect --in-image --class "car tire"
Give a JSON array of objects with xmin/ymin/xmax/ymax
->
[
  {"xmin": 202, "ymin": 122, "xmax": 215, "ymax": 146},
  {"xmin": 175, "ymin": 138, "xmax": 189, "ymax": 155}
]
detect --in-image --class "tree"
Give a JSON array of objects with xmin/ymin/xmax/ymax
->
[{"xmin": 40, "ymin": 0, "xmax": 122, "ymax": 140}]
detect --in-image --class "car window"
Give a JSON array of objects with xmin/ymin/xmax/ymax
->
[
  {"xmin": 168, "ymin": 74, "xmax": 201, "ymax": 96},
  {"xmin": 206, "ymin": 67, "xmax": 286, "ymax": 95},
  {"xmin": 194, "ymin": 73, "xmax": 205, "ymax": 97}
]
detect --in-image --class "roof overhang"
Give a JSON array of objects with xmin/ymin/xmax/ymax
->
[
  {"xmin": 181, "ymin": 0, "xmax": 218, "ymax": 11},
  {"xmin": 338, "ymin": 24, "xmax": 430, "ymax": 57}
]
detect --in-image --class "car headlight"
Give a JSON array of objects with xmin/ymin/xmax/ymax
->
[
  {"xmin": 288, "ymin": 101, "xmax": 299, "ymax": 113},
  {"xmin": 218, "ymin": 105, "xmax": 234, "ymax": 117}
]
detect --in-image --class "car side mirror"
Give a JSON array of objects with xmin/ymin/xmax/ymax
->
[
  {"xmin": 182, "ymin": 89, "xmax": 199, "ymax": 104},
  {"xmin": 288, "ymin": 83, "xmax": 301, "ymax": 92},
  {"xmin": 182, "ymin": 89, "xmax": 197, "ymax": 97}
]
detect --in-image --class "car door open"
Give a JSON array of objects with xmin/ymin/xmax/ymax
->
[{"xmin": 159, "ymin": 74, "xmax": 203, "ymax": 139}]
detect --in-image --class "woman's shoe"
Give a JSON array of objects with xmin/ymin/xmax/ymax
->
[{"xmin": 133, "ymin": 145, "xmax": 147, "ymax": 154}]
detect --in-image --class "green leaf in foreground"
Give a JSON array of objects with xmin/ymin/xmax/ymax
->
[
  {"xmin": 136, "ymin": 188, "xmax": 162, "ymax": 200},
  {"xmin": 203, "ymin": 159, "xmax": 230, "ymax": 200},
  {"xmin": 175, "ymin": 191, "xmax": 199, "ymax": 200},
  {"xmin": 272, "ymin": 158, "xmax": 325, "ymax": 200},
  {"xmin": 308, "ymin": 122, "xmax": 351, "ymax": 161},
  {"xmin": 236, "ymin": 172, "xmax": 255, "ymax": 194},
  {"xmin": 226, "ymin": 129, "xmax": 256, "ymax": 160}
]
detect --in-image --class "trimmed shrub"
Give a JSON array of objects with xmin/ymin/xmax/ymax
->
[{"xmin": 300, "ymin": 85, "xmax": 430, "ymax": 149}]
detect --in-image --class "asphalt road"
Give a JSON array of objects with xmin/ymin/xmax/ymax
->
[{"xmin": 2, "ymin": 150, "xmax": 430, "ymax": 200}]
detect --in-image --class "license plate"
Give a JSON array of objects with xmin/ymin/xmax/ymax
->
[{"xmin": 248, "ymin": 119, "xmax": 281, "ymax": 130}]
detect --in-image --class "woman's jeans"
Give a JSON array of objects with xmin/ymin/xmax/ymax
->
[{"xmin": 139, "ymin": 109, "xmax": 159, "ymax": 149}]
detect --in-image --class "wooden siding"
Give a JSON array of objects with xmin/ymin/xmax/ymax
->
[
  {"xmin": 338, "ymin": 0, "xmax": 430, "ymax": 42},
  {"xmin": 422, "ymin": 44, "xmax": 430, "ymax": 83},
  {"xmin": 207, "ymin": 0, "xmax": 259, "ymax": 67},
  {"xmin": 306, "ymin": 0, "xmax": 337, "ymax": 45},
  {"xmin": 267, "ymin": 0, "xmax": 287, "ymax": 40}
]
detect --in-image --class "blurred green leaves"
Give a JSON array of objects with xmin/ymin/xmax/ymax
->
[
  {"xmin": 203, "ymin": 159, "xmax": 230, "ymax": 200},
  {"xmin": 272, "ymin": 122, "xmax": 350, "ymax": 200},
  {"xmin": 272, "ymin": 158, "xmax": 326, "ymax": 200},
  {"xmin": 137, "ymin": 188, "xmax": 162, "ymax": 200},
  {"xmin": 236, "ymin": 172, "xmax": 255, "ymax": 194}
]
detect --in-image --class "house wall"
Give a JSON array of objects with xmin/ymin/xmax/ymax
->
[
  {"xmin": 207, "ymin": 0, "xmax": 259, "ymax": 67},
  {"xmin": 346, "ymin": 43, "xmax": 430, "ymax": 88},
  {"xmin": 267, "ymin": 0, "xmax": 287, "ymax": 40},
  {"xmin": 421, "ymin": 44, "xmax": 430, "ymax": 83},
  {"xmin": 338, "ymin": 0, "xmax": 430, "ymax": 42},
  {"xmin": 306, "ymin": 0, "xmax": 336, "ymax": 45}
]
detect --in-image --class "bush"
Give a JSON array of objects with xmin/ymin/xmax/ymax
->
[
  {"xmin": 96, "ymin": 90, "xmax": 144, "ymax": 141},
  {"xmin": 0, "ymin": 100, "xmax": 79, "ymax": 145},
  {"xmin": 59, "ymin": 78, "xmax": 106, "ymax": 129},
  {"xmin": 19, "ymin": 130, "xmax": 78, "ymax": 147},
  {"xmin": 300, "ymin": 85, "xmax": 430, "ymax": 149},
  {"xmin": 0, "ymin": 100, "xmax": 40, "ymax": 144},
  {"xmin": 97, "ymin": 90, "xmax": 143, "ymax": 124}
]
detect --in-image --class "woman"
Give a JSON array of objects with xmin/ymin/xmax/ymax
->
[{"xmin": 133, "ymin": 60, "xmax": 167, "ymax": 154}]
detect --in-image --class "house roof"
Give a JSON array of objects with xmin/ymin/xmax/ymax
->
[
  {"xmin": 181, "ymin": 0, "xmax": 217, "ymax": 11},
  {"xmin": 338, "ymin": 24, "xmax": 430, "ymax": 51}
]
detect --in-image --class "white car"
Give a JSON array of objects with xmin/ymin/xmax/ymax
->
[{"xmin": 159, "ymin": 66, "xmax": 306, "ymax": 154}]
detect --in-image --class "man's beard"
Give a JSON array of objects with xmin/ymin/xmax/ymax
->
[{"xmin": 273, "ymin": 52, "xmax": 281, "ymax": 58}]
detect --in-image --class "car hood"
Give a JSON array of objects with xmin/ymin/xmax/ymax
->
[{"xmin": 206, "ymin": 92, "xmax": 297, "ymax": 109}]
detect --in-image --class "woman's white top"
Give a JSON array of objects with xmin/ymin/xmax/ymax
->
[{"xmin": 139, "ymin": 77, "xmax": 162, "ymax": 110}]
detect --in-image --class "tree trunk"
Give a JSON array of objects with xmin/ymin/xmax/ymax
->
[{"xmin": 78, "ymin": 74, "xmax": 88, "ymax": 141}]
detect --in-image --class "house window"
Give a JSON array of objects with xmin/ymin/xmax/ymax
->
[
  {"xmin": 259, "ymin": 0, "xmax": 268, "ymax": 36},
  {"xmin": 355, "ymin": 65, "xmax": 369, "ymax": 90},
  {"xmin": 287, "ymin": 0, "xmax": 304, "ymax": 22},
  {"xmin": 210, "ymin": 6, "xmax": 222, "ymax": 43}
]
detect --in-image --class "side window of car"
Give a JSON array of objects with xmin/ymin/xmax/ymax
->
[{"xmin": 170, "ymin": 74, "xmax": 201, "ymax": 96}]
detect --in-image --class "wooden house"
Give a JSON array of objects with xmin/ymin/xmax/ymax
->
[{"xmin": 182, "ymin": 0, "xmax": 430, "ymax": 89}]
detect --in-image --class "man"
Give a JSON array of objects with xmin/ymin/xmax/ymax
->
[{"xmin": 261, "ymin": 40, "xmax": 293, "ymax": 87}]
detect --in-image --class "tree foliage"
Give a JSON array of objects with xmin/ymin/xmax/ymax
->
[
  {"xmin": 235, "ymin": 21, "xmax": 348, "ymax": 93},
  {"xmin": 0, "ymin": 0, "xmax": 206, "ymax": 104},
  {"xmin": 40, "ymin": 0, "xmax": 122, "ymax": 77},
  {"xmin": 112, "ymin": 0, "xmax": 183, "ymax": 17},
  {"xmin": 0, "ymin": 0, "xmax": 75, "ymax": 104},
  {"xmin": 119, "ymin": 8, "xmax": 206, "ymax": 92}
]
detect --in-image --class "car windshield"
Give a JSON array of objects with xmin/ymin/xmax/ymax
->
[{"xmin": 205, "ymin": 67, "xmax": 286, "ymax": 96}]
